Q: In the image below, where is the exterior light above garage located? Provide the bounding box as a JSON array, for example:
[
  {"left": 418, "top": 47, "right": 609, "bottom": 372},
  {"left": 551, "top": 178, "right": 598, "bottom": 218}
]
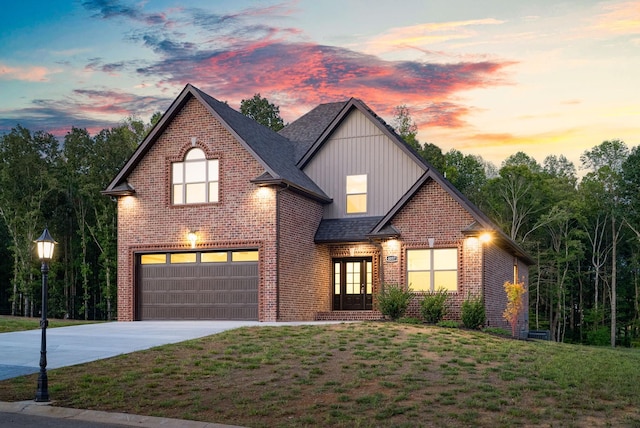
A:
[{"left": 187, "top": 231, "right": 198, "bottom": 248}]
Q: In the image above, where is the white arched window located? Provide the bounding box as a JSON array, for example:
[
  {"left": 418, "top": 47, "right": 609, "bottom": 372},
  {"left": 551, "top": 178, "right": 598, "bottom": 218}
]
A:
[{"left": 172, "top": 148, "right": 219, "bottom": 205}]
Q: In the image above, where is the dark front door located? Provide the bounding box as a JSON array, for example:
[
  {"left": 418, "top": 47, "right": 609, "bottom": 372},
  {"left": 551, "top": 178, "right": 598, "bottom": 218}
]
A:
[{"left": 333, "top": 258, "right": 373, "bottom": 310}]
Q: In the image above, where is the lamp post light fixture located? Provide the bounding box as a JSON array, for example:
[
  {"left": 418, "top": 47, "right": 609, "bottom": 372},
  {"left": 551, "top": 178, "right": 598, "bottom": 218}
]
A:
[{"left": 34, "top": 228, "right": 56, "bottom": 403}]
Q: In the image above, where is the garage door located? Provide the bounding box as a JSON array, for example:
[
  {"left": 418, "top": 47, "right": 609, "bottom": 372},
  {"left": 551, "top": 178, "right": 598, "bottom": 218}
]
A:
[{"left": 137, "top": 250, "right": 258, "bottom": 320}]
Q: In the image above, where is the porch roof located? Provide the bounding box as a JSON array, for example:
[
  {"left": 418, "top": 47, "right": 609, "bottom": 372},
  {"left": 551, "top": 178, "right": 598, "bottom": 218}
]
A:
[{"left": 315, "top": 216, "right": 385, "bottom": 243}]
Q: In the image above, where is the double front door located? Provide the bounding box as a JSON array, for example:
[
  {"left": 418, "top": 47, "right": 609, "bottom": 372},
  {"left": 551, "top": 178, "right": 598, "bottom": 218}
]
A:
[{"left": 333, "top": 258, "right": 373, "bottom": 310}]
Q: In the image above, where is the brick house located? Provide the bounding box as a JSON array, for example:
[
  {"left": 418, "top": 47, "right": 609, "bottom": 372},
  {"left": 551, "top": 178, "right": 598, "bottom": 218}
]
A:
[{"left": 104, "top": 84, "right": 533, "bottom": 330}]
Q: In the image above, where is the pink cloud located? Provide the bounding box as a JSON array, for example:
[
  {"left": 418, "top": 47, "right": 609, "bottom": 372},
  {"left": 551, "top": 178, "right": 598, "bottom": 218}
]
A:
[
  {"left": 138, "top": 41, "right": 513, "bottom": 128},
  {"left": 0, "top": 64, "right": 54, "bottom": 82}
]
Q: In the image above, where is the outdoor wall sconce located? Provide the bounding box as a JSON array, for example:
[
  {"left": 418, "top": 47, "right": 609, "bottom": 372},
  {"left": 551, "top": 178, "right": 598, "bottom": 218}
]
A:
[
  {"left": 34, "top": 228, "right": 57, "bottom": 403},
  {"left": 187, "top": 231, "right": 198, "bottom": 248},
  {"left": 479, "top": 232, "right": 493, "bottom": 244}
]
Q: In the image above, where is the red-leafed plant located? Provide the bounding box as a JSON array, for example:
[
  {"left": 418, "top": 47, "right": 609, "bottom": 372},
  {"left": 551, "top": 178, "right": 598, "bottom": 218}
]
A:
[{"left": 503, "top": 280, "right": 526, "bottom": 337}]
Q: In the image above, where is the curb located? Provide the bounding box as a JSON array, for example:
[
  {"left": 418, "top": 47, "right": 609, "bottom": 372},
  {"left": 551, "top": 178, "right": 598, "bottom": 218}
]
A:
[{"left": 0, "top": 401, "right": 245, "bottom": 428}]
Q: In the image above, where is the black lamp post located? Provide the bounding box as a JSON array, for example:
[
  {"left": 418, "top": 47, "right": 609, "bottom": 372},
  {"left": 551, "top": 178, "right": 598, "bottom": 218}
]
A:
[{"left": 34, "top": 228, "right": 56, "bottom": 403}]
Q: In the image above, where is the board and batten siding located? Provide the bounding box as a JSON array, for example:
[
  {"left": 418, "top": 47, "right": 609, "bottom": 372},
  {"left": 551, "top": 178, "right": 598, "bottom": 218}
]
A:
[{"left": 303, "top": 109, "right": 425, "bottom": 219}]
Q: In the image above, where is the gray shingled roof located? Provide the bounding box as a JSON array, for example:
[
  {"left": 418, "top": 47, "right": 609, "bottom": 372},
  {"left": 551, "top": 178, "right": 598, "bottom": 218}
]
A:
[
  {"left": 278, "top": 101, "right": 348, "bottom": 163},
  {"left": 192, "top": 87, "right": 330, "bottom": 201},
  {"left": 315, "top": 217, "right": 385, "bottom": 243},
  {"left": 104, "top": 84, "right": 330, "bottom": 202}
]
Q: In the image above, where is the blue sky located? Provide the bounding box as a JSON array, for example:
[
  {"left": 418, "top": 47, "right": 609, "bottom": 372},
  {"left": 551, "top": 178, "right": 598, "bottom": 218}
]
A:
[{"left": 1, "top": 0, "right": 639, "bottom": 169}]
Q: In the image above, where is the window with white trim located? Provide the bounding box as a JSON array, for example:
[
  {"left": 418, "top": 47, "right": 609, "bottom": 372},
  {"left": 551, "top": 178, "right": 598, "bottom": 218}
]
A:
[
  {"left": 172, "top": 148, "right": 219, "bottom": 205},
  {"left": 346, "top": 174, "right": 367, "bottom": 214},
  {"left": 407, "top": 248, "right": 458, "bottom": 292}
]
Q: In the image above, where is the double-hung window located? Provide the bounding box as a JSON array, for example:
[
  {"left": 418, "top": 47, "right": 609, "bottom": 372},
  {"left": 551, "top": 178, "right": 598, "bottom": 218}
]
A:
[
  {"left": 346, "top": 174, "right": 367, "bottom": 214},
  {"left": 172, "top": 148, "right": 219, "bottom": 205},
  {"left": 407, "top": 248, "right": 458, "bottom": 292}
]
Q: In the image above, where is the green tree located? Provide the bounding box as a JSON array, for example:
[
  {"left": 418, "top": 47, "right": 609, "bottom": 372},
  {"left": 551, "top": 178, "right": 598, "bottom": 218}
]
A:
[
  {"left": 63, "top": 127, "right": 98, "bottom": 320},
  {"left": 483, "top": 152, "right": 545, "bottom": 242},
  {"left": 0, "top": 126, "right": 60, "bottom": 316},
  {"left": 240, "top": 94, "right": 285, "bottom": 131},
  {"left": 622, "top": 146, "right": 640, "bottom": 331},
  {"left": 420, "top": 143, "right": 446, "bottom": 172},
  {"left": 443, "top": 149, "right": 487, "bottom": 205},
  {"left": 391, "top": 105, "right": 421, "bottom": 152},
  {"left": 581, "top": 140, "right": 628, "bottom": 347},
  {"left": 89, "top": 120, "right": 142, "bottom": 319},
  {"left": 543, "top": 154, "right": 577, "bottom": 188}
]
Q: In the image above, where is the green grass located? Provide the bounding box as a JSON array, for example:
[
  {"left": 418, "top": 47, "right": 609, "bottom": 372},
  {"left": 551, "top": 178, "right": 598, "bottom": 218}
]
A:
[
  {"left": 0, "top": 315, "right": 100, "bottom": 333},
  {"left": 1, "top": 322, "right": 639, "bottom": 427}
]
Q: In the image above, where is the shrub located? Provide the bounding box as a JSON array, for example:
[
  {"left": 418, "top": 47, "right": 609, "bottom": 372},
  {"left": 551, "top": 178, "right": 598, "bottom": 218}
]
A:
[
  {"left": 585, "top": 326, "right": 610, "bottom": 346},
  {"left": 376, "top": 283, "right": 413, "bottom": 321},
  {"left": 503, "top": 280, "right": 526, "bottom": 337},
  {"left": 420, "top": 288, "right": 449, "bottom": 324},
  {"left": 461, "top": 295, "right": 485, "bottom": 329}
]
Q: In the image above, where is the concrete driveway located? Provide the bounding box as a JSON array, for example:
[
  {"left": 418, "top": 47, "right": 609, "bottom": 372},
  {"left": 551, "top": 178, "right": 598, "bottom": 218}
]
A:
[{"left": 0, "top": 320, "right": 327, "bottom": 381}]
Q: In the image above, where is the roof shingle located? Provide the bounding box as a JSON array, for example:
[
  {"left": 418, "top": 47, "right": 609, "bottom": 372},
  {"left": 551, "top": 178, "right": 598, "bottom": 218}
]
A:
[
  {"left": 315, "top": 217, "right": 384, "bottom": 243},
  {"left": 278, "top": 101, "right": 348, "bottom": 163}
]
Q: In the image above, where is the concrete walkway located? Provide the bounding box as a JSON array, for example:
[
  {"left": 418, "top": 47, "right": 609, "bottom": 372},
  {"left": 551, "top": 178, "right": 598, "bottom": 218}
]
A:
[
  {"left": 0, "top": 321, "right": 269, "bottom": 380},
  {"left": 0, "top": 320, "right": 341, "bottom": 380}
]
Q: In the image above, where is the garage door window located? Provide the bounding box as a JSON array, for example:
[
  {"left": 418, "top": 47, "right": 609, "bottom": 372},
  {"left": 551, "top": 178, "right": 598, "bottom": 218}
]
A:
[
  {"left": 201, "top": 252, "right": 228, "bottom": 263},
  {"left": 140, "top": 251, "right": 259, "bottom": 265},
  {"left": 232, "top": 251, "right": 259, "bottom": 262},
  {"left": 170, "top": 253, "right": 197, "bottom": 263},
  {"left": 140, "top": 254, "right": 167, "bottom": 264}
]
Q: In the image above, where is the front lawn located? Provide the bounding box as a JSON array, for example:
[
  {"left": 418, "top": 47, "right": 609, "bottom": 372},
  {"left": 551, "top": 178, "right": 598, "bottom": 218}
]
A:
[
  {"left": 1, "top": 322, "right": 638, "bottom": 427},
  {"left": 0, "top": 315, "right": 100, "bottom": 333}
]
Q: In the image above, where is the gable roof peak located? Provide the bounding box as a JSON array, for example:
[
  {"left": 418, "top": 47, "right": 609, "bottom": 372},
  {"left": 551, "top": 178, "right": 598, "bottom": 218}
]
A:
[{"left": 104, "top": 83, "right": 330, "bottom": 202}]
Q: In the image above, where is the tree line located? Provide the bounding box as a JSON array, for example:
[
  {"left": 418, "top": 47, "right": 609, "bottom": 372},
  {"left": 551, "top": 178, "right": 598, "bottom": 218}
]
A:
[
  {"left": 0, "top": 117, "right": 159, "bottom": 320},
  {"left": 392, "top": 105, "right": 640, "bottom": 347},
  {"left": 1, "top": 96, "right": 639, "bottom": 348}
]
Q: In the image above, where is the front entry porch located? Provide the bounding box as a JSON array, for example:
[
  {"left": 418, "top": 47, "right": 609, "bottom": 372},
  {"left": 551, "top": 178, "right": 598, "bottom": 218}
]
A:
[
  {"left": 333, "top": 257, "right": 373, "bottom": 311},
  {"left": 316, "top": 257, "right": 382, "bottom": 321}
]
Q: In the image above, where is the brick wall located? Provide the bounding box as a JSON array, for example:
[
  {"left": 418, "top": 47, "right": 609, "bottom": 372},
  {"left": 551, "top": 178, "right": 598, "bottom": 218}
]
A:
[
  {"left": 116, "top": 96, "right": 278, "bottom": 321},
  {"left": 483, "top": 245, "right": 529, "bottom": 332},
  {"left": 483, "top": 245, "right": 513, "bottom": 330},
  {"left": 385, "top": 179, "right": 475, "bottom": 320},
  {"left": 276, "top": 189, "right": 329, "bottom": 320},
  {"left": 379, "top": 178, "right": 529, "bottom": 327}
]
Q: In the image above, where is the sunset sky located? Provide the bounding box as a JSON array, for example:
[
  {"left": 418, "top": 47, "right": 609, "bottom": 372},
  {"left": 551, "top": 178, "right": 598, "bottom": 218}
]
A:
[{"left": 1, "top": 0, "right": 638, "bottom": 170}]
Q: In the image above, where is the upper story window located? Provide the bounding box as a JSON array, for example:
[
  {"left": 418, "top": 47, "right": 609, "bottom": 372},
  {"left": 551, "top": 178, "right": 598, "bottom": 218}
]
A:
[
  {"left": 346, "top": 174, "right": 367, "bottom": 214},
  {"left": 172, "top": 148, "right": 219, "bottom": 205},
  {"left": 407, "top": 248, "right": 458, "bottom": 292}
]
